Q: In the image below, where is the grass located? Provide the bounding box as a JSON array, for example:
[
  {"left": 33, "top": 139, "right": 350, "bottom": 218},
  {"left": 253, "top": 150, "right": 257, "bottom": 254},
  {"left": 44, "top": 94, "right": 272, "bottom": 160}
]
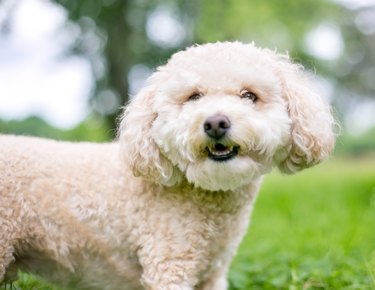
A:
[
  {"left": 1, "top": 273, "right": 59, "bottom": 290},
  {"left": 229, "top": 155, "right": 375, "bottom": 290},
  {"left": 2, "top": 156, "right": 375, "bottom": 290}
]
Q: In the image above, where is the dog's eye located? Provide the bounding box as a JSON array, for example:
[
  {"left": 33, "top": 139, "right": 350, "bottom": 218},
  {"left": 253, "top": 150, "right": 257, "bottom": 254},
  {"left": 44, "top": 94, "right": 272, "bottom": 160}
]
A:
[
  {"left": 240, "top": 90, "right": 258, "bottom": 102},
  {"left": 188, "top": 92, "right": 202, "bottom": 101}
]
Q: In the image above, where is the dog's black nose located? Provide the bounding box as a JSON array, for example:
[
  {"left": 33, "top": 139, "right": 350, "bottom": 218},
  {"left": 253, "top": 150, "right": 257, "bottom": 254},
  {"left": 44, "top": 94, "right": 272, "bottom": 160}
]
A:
[{"left": 203, "top": 114, "right": 231, "bottom": 139}]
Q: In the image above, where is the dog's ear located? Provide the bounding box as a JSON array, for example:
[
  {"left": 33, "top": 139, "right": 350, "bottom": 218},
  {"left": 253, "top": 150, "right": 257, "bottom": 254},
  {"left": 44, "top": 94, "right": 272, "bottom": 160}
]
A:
[
  {"left": 274, "top": 54, "right": 336, "bottom": 173},
  {"left": 118, "top": 87, "right": 180, "bottom": 186}
]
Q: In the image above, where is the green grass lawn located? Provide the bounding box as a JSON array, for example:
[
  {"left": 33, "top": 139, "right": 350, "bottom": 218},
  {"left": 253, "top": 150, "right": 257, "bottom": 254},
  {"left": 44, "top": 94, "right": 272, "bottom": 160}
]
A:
[
  {"left": 2, "top": 156, "right": 375, "bottom": 290},
  {"left": 229, "top": 155, "right": 375, "bottom": 290}
]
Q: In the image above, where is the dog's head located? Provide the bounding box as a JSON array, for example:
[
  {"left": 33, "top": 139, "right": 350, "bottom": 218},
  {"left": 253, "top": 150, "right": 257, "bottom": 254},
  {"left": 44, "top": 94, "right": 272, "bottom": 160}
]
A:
[{"left": 118, "top": 42, "right": 335, "bottom": 191}]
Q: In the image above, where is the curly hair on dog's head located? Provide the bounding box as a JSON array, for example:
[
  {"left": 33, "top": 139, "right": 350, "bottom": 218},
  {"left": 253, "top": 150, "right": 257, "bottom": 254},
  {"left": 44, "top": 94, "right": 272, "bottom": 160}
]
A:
[
  {"left": 0, "top": 41, "right": 335, "bottom": 290},
  {"left": 119, "top": 41, "right": 335, "bottom": 191}
]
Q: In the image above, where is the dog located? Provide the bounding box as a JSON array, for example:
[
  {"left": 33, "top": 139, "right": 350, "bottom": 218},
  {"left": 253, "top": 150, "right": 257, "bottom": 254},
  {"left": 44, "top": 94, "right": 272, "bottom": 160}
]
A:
[{"left": 0, "top": 41, "right": 335, "bottom": 290}]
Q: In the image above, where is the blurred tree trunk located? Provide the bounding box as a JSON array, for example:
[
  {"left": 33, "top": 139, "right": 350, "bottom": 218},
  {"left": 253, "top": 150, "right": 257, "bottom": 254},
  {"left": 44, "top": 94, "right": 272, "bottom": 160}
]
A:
[
  {"left": 99, "top": 2, "right": 131, "bottom": 133},
  {"left": 46, "top": 1, "right": 199, "bottom": 135},
  {"left": 53, "top": 1, "right": 132, "bottom": 135}
]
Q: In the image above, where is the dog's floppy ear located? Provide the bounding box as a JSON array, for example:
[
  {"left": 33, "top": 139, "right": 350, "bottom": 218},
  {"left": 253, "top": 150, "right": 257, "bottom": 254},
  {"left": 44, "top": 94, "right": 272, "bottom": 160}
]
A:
[
  {"left": 118, "top": 86, "right": 179, "bottom": 186},
  {"left": 274, "top": 54, "right": 336, "bottom": 173}
]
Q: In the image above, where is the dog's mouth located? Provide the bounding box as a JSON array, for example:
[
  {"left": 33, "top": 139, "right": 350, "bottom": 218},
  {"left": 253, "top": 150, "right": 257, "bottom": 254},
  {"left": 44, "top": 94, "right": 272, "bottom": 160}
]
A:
[{"left": 206, "top": 143, "right": 239, "bottom": 162}]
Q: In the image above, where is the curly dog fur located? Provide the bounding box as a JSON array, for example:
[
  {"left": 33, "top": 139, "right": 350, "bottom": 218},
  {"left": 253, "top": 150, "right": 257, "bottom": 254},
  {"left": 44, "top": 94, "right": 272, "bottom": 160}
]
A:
[{"left": 0, "top": 42, "right": 335, "bottom": 290}]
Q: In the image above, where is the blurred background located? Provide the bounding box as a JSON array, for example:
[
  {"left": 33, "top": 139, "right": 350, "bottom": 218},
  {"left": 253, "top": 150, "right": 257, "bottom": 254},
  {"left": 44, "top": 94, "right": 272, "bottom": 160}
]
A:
[
  {"left": 1, "top": 1, "right": 375, "bottom": 289},
  {"left": 0, "top": 0, "right": 374, "bottom": 154}
]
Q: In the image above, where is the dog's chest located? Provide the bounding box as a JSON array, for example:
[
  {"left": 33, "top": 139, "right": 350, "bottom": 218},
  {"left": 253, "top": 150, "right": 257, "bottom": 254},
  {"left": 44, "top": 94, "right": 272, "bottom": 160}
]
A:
[{"left": 140, "top": 186, "right": 255, "bottom": 276}]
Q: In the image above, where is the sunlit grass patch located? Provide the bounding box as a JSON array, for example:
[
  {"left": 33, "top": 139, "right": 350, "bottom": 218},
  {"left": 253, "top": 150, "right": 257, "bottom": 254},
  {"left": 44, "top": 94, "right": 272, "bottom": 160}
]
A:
[
  {"left": 229, "top": 156, "right": 375, "bottom": 289},
  {"left": 1, "top": 272, "right": 60, "bottom": 290}
]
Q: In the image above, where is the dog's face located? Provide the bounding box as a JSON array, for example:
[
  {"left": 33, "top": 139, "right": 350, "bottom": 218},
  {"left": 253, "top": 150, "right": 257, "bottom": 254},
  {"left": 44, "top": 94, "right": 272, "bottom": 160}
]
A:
[
  {"left": 119, "top": 42, "right": 335, "bottom": 191},
  {"left": 149, "top": 46, "right": 291, "bottom": 191}
]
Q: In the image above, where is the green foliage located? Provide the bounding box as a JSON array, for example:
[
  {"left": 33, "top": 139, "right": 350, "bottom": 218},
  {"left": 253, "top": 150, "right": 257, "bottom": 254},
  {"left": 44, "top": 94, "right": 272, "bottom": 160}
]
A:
[
  {"left": 195, "top": 0, "right": 354, "bottom": 83},
  {"left": 2, "top": 0, "right": 375, "bottom": 138},
  {"left": 335, "top": 128, "right": 375, "bottom": 155},
  {"left": 196, "top": 0, "right": 339, "bottom": 50},
  {"left": 0, "top": 116, "right": 112, "bottom": 142}
]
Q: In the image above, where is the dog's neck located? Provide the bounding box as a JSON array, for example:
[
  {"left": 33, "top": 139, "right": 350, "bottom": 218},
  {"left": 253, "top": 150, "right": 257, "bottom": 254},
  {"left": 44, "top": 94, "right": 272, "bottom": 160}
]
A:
[{"left": 144, "top": 177, "right": 262, "bottom": 215}]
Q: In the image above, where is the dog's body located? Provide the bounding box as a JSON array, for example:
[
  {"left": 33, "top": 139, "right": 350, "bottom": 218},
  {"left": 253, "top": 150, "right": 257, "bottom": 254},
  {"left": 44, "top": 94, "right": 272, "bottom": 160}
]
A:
[
  {"left": 1, "top": 136, "right": 256, "bottom": 289},
  {"left": 0, "top": 42, "right": 335, "bottom": 290}
]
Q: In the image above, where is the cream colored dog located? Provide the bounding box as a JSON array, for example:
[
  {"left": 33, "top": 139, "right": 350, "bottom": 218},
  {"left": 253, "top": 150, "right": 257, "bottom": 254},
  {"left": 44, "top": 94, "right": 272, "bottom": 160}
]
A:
[{"left": 0, "top": 42, "right": 335, "bottom": 290}]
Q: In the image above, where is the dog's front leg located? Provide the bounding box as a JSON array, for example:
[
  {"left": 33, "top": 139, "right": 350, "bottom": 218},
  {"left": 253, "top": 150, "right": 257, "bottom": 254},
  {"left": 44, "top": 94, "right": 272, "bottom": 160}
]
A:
[
  {"left": 138, "top": 253, "right": 196, "bottom": 290},
  {"left": 137, "top": 236, "right": 204, "bottom": 290},
  {"left": 195, "top": 266, "right": 229, "bottom": 290}
]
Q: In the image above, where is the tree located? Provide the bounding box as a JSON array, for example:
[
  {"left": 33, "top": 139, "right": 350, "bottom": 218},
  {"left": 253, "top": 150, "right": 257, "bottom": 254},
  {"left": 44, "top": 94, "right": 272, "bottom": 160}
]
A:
[
  {"left": 1, "top": 0, "right": 375, "bottom": 137},
  {"left": 51, "top": 0, "right": 198, "bottom": 134}
]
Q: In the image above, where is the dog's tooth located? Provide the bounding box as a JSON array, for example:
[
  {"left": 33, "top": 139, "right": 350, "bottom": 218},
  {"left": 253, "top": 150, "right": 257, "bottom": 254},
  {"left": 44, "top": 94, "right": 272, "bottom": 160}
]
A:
[
  {"left": 207, "top": 145, "right": 236, "bottom": 156},
  {"left": 214, "top": 149, "right": 230, "bottom": 156}
]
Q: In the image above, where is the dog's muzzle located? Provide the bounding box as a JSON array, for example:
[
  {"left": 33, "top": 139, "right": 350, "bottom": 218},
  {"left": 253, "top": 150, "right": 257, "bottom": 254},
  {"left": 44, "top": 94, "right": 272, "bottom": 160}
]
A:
[{"left": 203, "top": 114, "right": 239, "bottom": 161}]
